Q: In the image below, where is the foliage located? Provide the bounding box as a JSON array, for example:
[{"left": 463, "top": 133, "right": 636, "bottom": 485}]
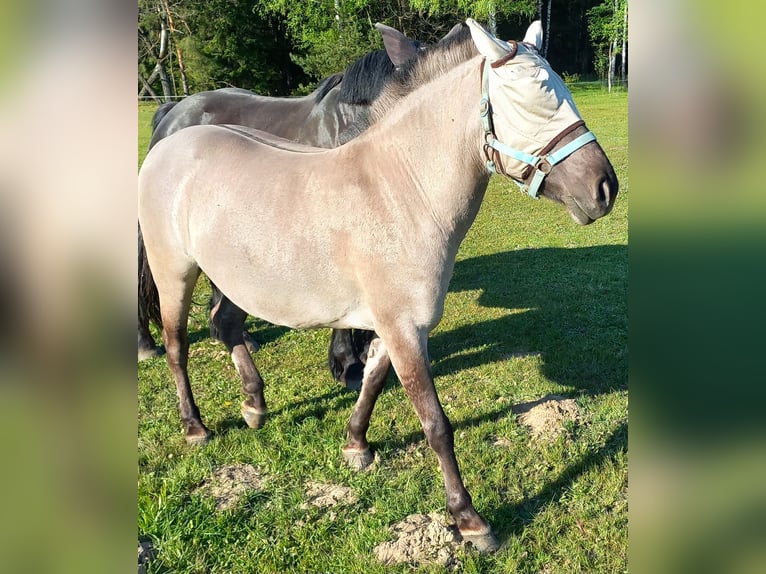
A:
[
  {"left": 586, "top": 0, "right": 627, "bottom": 81},
  {"left": 138, "top": 0, "right": 307, "bottom": 96},
  {"left": 138, "top": 1, "right": 626, "bottom": 99},
  {"left": 561, "top": 71, "right": 581, "bottom": 86}
]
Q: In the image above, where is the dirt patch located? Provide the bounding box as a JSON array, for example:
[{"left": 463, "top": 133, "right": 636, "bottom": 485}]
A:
[
  {"left": 302, "top": 481, "right": 358, "bottom": 509},
  {"left": 374, "top": 512, "right": 464, "bottom": 569},
  {"left": 194, "top": 463, "right": 263, "bottom": 511},
  {"left": 512, "top": 394, "right": 580, "bottom": 439}
]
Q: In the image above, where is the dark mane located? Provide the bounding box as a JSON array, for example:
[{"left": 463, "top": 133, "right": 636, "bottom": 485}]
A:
[
  {"left": 151, "top": 102, "right": 177, "bottom": 132},
  {"left": 338, "top": 49, "right": 398, "bottom": 106},
  {"left": 313, "top": 72, "right": 344, "bottom": 102},
  {"left": 368, "top": 23, "right": 476, "bottom": 124}
]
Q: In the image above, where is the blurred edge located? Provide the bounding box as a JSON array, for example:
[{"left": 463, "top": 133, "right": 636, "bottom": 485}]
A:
[
  {"left": 0, "top": 1, "right": 137, "bottom": 573},
  {"left": 630, "top": 1, "right": 766, "bottom": 573},
  {"left": 0, "top": 0, "right": 765, "bottom": 573}
]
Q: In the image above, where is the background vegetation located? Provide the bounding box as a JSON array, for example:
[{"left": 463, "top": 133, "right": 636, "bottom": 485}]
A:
[{"left": 138, "top": 0, "right": 627, "bottom": 98}]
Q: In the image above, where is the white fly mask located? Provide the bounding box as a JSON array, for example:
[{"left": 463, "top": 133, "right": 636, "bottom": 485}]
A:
[{"left": 467, "top": 19, "right": 596, "bottom": 197}]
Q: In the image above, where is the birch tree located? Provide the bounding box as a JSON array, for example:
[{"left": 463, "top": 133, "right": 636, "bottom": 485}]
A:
[{"left": 587, "top": 0, "right": 627, "bottom": 91}]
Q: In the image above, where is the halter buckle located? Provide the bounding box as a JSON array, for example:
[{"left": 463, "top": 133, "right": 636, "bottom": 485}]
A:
[{"left": 536, "top": 158, "right": 552, "bottom": 174}]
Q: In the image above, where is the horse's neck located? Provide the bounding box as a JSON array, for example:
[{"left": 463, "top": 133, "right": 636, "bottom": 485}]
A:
[{"left": 362, "top": 58, "right": 489, "bottom": 242}]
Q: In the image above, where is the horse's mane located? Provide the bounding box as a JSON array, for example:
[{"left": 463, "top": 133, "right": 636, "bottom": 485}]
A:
[
  {"left": 151, "top": 102, "right": 178, "bottom": 132},
  {"left": 338, "top": 49, "right": 398, "bottom": 106},
  {"left": 313, "top": 72, "right": 344, "bottom": 103},
  {"left": 368, "top": 23, "right": 477, "bottom": 124}
]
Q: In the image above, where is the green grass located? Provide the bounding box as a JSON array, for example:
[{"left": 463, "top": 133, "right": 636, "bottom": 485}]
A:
[{"left": 138, "top": 85, "right": 627, "bottom": 573}]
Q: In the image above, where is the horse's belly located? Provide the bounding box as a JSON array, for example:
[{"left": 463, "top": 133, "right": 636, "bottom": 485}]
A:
[
  {"left": 202, "top": 260, "right": 375, "bottom": 331},
  {"left": 236, "top": 291, "right": 375, "bottom": 331}
]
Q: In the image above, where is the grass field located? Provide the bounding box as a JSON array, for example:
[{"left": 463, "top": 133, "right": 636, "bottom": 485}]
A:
[{"left": 138, "top": 83, "right": 628, "bottom": 573}]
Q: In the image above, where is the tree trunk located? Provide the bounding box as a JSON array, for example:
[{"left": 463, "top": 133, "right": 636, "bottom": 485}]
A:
[
  {"left": 544, "top": 0, "right": 552, "bottom": 58},
  {"left": 138, "top": 71, "right": 159, "bottom": 101},
  {"left": 157, "top": 11, "right": 172, "bottom": 102},
  {"left": 621, "top": 2, "right": 627, "bottom": 86},
  {"left": 163, "top": 0, "right": 189, "bottom": 96},
  {"left": 488, "top": 3, "right": 496, "bottom": 36}
]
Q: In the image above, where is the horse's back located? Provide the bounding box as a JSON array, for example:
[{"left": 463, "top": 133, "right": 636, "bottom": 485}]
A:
[{"left": 150, "top": 89, "right": 322, "bottom": 149}]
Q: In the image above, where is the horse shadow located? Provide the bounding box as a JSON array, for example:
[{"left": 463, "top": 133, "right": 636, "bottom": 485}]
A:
[
  {"left": 213, "top": 381, "right": 360, "bottom": 436},
  {"left": 431, "top": 245, "right": 627, "bottom": 396},
  {"left": 491, "top": 421, "right": 627, "bottom": 544}
]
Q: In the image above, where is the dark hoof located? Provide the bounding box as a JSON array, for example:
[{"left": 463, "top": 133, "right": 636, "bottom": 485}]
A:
[
  {"left": 342, "top": 447, "right": 374, "bottom": 471},
  {"left": 138, "top": 345, "right": 165, "bottom": 361},
  {"left": 340, "top": 362, "right": 364, "bottom": 391},
  {"left": 243, "top": 331, "right": 260, "bottom": 353},
  {"left": 461, "top": 530, "right": 500, "bottom": 553},
  {"left": 185, "top": 427, "right": 212, "bottom": 445},
  {"left": 241, "top": 401, "right": 267, "bottom": 429}
]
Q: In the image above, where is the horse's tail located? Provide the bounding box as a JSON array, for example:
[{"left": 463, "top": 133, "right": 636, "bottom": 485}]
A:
[
  {"left": 151, "top": 101, "right": 177, "bottom": 132},
  {"left": 138, "top": 224, "right": 163, "bottom": 329}
]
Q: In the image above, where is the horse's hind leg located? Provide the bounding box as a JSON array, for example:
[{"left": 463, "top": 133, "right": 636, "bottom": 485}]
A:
[
  {"left": 209, "top": 294, "right": 267, "bottom": 429},
  {"left": 342, "top": 336, "right": 392, "bottom": 469},
  {"left": 209, "top": 281, "right": 260, "bottom": 353},
  {"left": 158, "top": 268, "right": 211, "bottom": 444}
]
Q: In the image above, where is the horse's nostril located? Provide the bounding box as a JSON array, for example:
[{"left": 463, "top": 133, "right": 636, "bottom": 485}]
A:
[{"left": 597, "top": 177, "right": 614, "bottom": 207}]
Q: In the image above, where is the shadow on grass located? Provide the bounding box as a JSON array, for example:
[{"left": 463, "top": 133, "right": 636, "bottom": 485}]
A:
[
  {"left": 493, "top": 421, "right": 627, "bottom": 544},
  {"left": 431, "top": 245, "right": 627, "bottom": 396},
  {"left": 212, "top": 384, "right": 362, "bottom": 436}
]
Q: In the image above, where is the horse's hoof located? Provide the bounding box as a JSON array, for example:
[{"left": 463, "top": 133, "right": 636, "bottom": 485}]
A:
[
  {"left": 342, "top": 447, "right": 374, "bottom": 471},
  {"left": 241, "top": 402, "right": 267, "bottom": 429},
  {"left": 340, "top": 362, "right": 364, "bottom": 391},
  {"left": 461, "top": 530, "right": 500, "bottom": 553},
  {"left": 138, "top": 345, "right": 165, "bottom": 361},
  {"left": 243, "top": 331, "right": 260, "bottom": 353},
  {"left": 185, "top": 428, "right": 212, "bottom": 445}
]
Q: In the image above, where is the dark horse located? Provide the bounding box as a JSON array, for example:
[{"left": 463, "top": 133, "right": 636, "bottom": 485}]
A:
[
  {"left": 139, "top": 24, "right": 454, "bottom": 390},
  {"left": 138, "top": 19, "right": 617, "bottom": 550}
]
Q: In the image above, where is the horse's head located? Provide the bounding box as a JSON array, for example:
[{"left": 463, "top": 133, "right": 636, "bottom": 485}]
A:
[{"left": 467, "top": 19, "right": 618, "bottom": 225}]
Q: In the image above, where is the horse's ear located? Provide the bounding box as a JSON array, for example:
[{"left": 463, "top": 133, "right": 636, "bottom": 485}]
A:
[
  {"left": 439, "top": 22, "right": 465, "bottom": 44},
  {"left": 523, "top": 20, "right": 543, "bottom": 51},
  {"left": 466, "top": 18, "right": 511, "bottom": 64},
  {"left": 375, "top": 22, "right": 420, "bottom": 68}
]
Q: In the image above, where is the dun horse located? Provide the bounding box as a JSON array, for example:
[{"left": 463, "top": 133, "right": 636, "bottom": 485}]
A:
[
  {"left": 139, "top": 24, "right": 464, "bottom": 391},
  {"left": 138, "top": 20, "right": 618, "bottom": 550}
]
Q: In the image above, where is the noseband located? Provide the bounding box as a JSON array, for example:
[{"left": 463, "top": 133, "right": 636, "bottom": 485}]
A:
[{"left": 479, "top": 55, "right": 597, "bottom": 198}]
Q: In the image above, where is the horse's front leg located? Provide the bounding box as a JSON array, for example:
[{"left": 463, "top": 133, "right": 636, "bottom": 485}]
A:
[
  {"left": 210, "top": 294, "right": 267, "bottom": 429},
  {"left": 343, "top": 336, "right": 392, "bottom": 469},
  {"left": 384, "top": 326, "right": 499, "bottom": 553}
]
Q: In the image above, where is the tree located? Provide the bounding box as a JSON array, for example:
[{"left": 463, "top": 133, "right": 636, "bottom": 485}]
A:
[
  {"left": 138, "top": 0, "right": 621, "bottom": 100},
  {"left": 587, "top": 0, "right": 627, "bottom": 91},
  {"left": 138, "top": 0, "right": 175, "bottom": 101}
]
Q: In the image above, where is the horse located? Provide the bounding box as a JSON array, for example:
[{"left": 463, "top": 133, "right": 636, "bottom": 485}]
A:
[
  {"left": 138, "top": 19, "right": 618, "bottom": 551},
  {"left": 138, "top": 24, "right": 461, "bottom": 391}
]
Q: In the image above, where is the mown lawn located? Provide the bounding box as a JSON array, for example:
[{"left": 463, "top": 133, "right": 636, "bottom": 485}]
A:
[{"left": 138, "top": 83, "right": 627, "bottom": 573}]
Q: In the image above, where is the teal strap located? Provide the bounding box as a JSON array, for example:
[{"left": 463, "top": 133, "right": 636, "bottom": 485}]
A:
[
  {"left": 488, "top": 138, "right": 539, "bottom": 167},
  {"left": 545, "top": 131, "right": 596, "bottom": 164}
]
